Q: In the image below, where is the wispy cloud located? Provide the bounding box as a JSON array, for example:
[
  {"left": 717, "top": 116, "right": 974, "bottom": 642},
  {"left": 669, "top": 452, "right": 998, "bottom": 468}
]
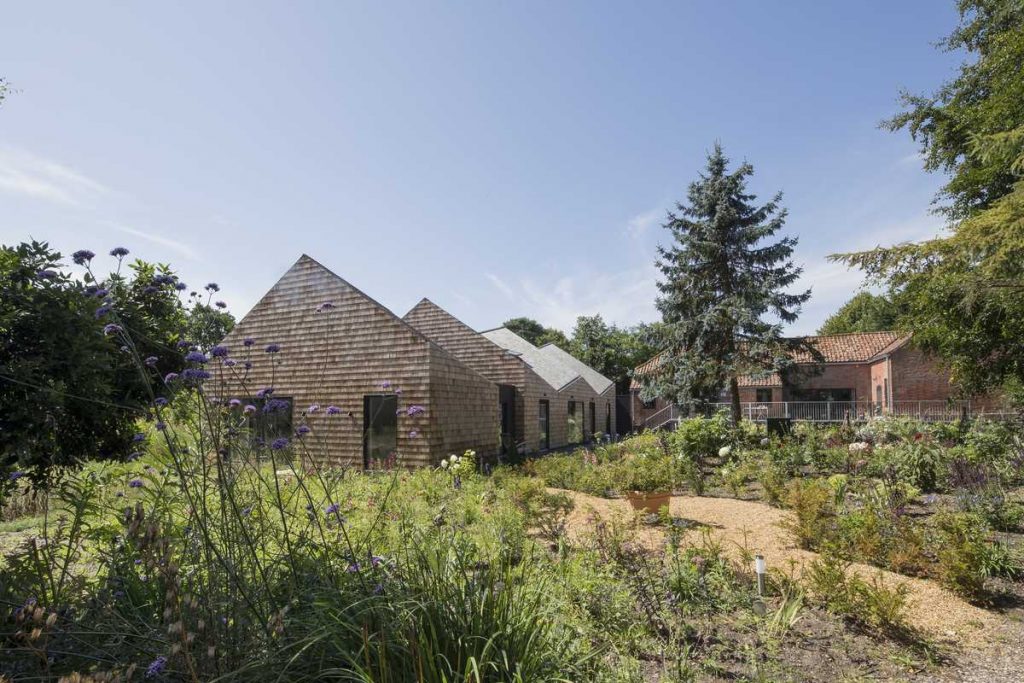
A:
[
  {"left": 0, "top": 148, "right": 111, "bottom": 207},
  {"left": 485, "top": 264, "right": 660, "bottom": 332},
  {"left": 485, "top": 272, "right": 515, "bottom": 300},
  {"left": 106, "top": 222, "right": 199, "bottom": 261},
  {"left": 626, "top": 207, "right": 663, "bottom": 238}
]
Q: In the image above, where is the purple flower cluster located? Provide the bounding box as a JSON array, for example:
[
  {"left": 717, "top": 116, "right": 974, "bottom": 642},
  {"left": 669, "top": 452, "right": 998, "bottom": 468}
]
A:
[
  {"left": 315, "top": 301, "right": 335, "bottom": 313},
  {"left": 164, "top": 372, "right": 179, "bottom": 384},
  {"left": 145, "top": 655, "right": 167, "bottom": 678},
  {"left": 129, "top": 479, "right": 144, "bottom": 488},
  {"left": 270, "top": 437, "right": 289, "bottom": 450},
  {"left": 326, "top": 405, "right": 342, "bottom": 415},
  {"left": 406, "top": 405, "right": 425, "bottom": 416},
  {"left": 205, "top": 282, "right": 220, "bottom": 292},
  {"left": 210, "top": 345, "right": 229, "bottom": 358},
  {"left": 184, "top": 351, "right": 209, "bottom": 364},
  {"left": 215, "top": 300, "right": 227, "bottom": 309},
  {"left": 325, "top": 503, "right": 340, "bottom": 515},
  {"left": 95, "top": 305, "right": 112, "bottom": 318},
  {"left": 154, "top": 397, "right": 168, "bottom": 407},
  {"left": 181, "top": 368, "right": 211, "bottom": 382},
  {"left": 265, "top": 343, "right": 281, "bottom": 354},
  {"left": 296, "top": 424, "right": 311, "bottom": 436},
  {"left": 35, "top": 269, "right": 58, "bottom": 280},
  {"left": 307, "top": 404, "right": 320, "bottom": 414},
  {"left": 72, "top": 249, "right": 95, "bottom": 265},
  {"left": 103, "top": 323, "right": 123, "bottom": 336},
  {"left": 9, "top": 471, "right": 25, "bottom": 481},
  {"left": 243, "top": 337, "right": 255, "bottom": 347},
  {"left": 110, "top": 247, "right": 129, "bottom": 258},
  {"left": 263, "top": 398, "right": 289, "bottom": 414},
  {"left": 255, "top": 387, "right": 274, "bottom": 399},
  {"left": 144, "top": 356, "right": 158, "bottom": 367}
]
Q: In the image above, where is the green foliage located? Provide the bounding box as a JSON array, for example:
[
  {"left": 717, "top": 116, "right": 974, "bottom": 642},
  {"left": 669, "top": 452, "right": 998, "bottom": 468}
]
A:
[
  {"left": 185, "top": 302, "right": 235, "bottom": 351},
  {"left": 934, "top": 510, "right": 1022, "bottom": 601},
  {"left": 782, "top": 478, "right": 836, "bottom": 551},
  {"left": 805, "top": 553, "right": 912, "bottom": 636},
  {"left": 818, "top": 292, "right": 901, "bottom": 335},
  {"left": 501, "top": 316, "right": 569, "bottom": 349},
  {"left": 833, "top": 2, "right": 1024, "bottom": 401},
  {"left": 644, "top": 144, "right": 812, "bottom": 419}
]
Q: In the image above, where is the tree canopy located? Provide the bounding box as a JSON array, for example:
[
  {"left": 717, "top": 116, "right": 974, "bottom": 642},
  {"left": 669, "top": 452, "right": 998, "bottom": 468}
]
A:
[
  {"left": 833, "top": 0, "right": 1024, "bottom": 402},
  {"left": 0, "top": 241, "right": 234, "bottom": 481},
  {"left": 502, "top": 317, "right": 570, "bottom": 349},
  {"left": 817, "top": 292, "right": 901, "bottom": 335},
  {"left": 646, "top": 144, "right": 811, "bottom": 422}
]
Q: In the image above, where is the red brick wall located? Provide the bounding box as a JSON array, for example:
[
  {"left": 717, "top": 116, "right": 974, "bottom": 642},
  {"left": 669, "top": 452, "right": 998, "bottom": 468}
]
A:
[{"left": 888, "top": 347, "right": 956, "bottom": 402}]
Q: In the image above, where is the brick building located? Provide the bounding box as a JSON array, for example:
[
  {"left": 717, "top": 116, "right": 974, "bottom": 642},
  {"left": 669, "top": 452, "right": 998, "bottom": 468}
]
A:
[
  {"left": 629, "top": 331, "right": 993, "bottom": 428},
  {"left": 214, "top": 255, "right": 614, "bottom": 467}
]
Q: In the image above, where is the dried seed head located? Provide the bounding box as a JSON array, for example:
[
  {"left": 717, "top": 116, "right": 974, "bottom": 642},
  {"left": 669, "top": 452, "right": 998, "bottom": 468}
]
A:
[
  {"left": 33, "top": 607, "right": 44, "bottom": 623},
  {"left": 46, "top": 612, "right": 57, "bottom": 627},
  {"left": 30, "top": 627, "right": 42, "bottom": 641},
  {"left": 171, "top": 643, "right": 181, "bottom": 655},
  {"left": 207, "top": 645, "right": 216, "bottom": 659}
]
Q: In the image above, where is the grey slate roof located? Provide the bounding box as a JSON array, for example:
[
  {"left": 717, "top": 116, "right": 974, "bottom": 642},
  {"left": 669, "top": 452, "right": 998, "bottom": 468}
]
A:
[
  {"left": 538, "top": 343, "right": 614, "bottom": 395},
  {"left": 480, "top": 327, "right": 580, "bottom": 391}
]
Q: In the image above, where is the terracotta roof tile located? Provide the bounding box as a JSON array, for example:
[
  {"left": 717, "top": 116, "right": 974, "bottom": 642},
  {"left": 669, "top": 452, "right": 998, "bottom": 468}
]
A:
[{"left": 630, "top": 331, "right": 909, "bottom": 390}]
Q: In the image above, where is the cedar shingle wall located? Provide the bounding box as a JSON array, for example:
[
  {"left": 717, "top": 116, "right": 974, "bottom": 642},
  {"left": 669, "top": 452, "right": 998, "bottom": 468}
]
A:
[
  {"left": 427, "top": 343, "right": 500, "bottom": 461},
  {"left": 212, "top": 256, "right": 495, "bottom": 468}
]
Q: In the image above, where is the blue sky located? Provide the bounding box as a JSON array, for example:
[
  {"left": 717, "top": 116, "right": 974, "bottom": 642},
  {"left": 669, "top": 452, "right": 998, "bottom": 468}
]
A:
[{"left": 1, "top": 1, "right": 961, "bottom": 335}]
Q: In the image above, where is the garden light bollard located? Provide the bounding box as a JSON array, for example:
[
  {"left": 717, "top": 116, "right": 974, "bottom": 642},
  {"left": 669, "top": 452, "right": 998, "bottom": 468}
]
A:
[{"left": 755, "top": 555, "right": 766, "bottom": 596}]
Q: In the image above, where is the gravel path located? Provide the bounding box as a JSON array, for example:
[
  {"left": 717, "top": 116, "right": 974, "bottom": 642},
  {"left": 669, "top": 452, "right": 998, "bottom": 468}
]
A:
[{"left": 556, "top": 489, "right": 1024, "bottom": 679}]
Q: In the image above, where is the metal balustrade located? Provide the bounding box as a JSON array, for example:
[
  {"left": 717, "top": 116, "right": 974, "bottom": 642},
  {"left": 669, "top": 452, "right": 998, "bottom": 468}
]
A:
[{"left": 640, "top": 400, "right": 1014, "bottom": 427}]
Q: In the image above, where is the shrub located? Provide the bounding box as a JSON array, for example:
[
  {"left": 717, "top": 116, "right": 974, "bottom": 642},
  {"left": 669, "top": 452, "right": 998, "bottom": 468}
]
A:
[
  {"left": 934, "top": 510, "right": 997, "bottom": 600},
  {"left": 781, "top": 478, "right": 835, "bottom": 551},
  {"left": 805, "top": 552, "right": 912, "bottom": 636}
]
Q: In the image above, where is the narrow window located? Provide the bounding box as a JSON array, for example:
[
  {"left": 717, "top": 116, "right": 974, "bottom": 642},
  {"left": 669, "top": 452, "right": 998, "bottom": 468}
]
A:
[
  {"left": 363, "top": 394, "right": 397, "bottom": 468},
  {"left": 883, "top": 378, "right": 889, "bottom": 408},
  {"left": 756, "top": 388, "right": 772, "bottom": 403},
  {"left": 567, "top": 400, "right": 581, "bottom": 443},
  {"left": 538, "top": 400, "right": 550, "bottom": 450},
  {"left": 589, "top": 401, "right": 596, "bottom": 438},
  {"left": 605, "top": 402, "right": 611, "bottom": 436}
]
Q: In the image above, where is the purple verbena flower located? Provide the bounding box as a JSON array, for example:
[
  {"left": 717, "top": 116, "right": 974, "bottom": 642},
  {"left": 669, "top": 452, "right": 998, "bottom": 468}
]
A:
[
  {"left": 110, "top": 247, "right": 129, "bottom": 258},
  {"left": 325, "top": 503, "right": 340, "bottom": 515},
  {"left": 223, "top": 358, "right": 236, "bottom": 367},
  {"left": 244, "top": 361, "right": 253, "bottom": 370},
  {"left": 129, "top": 479, "right": 144, "bottom": 488},
  {"left": 95, "top": 288, "right": 109, "bottom": 298},
  {"left": 265, "top": 343, "right": 281, "bottom": 354},
  {"left": 210, "top": 345, "right": 229, "bottom": 358},
  {"left": 95, "top": 305, "right": 112, "bottom": 318},
  {"left": 132, "top": 433, "right": 146, "bottom": 443},
  {"left": 181, "top": 368, "right": 211, "bottom": 382},
  {"left": 296, "top": 424, "right": 311, "bottom": 436},
  {"left": 174, "top": 281, "right": 187, "bottom": 291},
  {"left": 164, "top": 372, "right": 179, "bottom": 384},
  {"left": 205, "top": 282, "right": 220, "bottom": 292},
  {"left": 71, "top": 249, "right": 95, "bottom": 265},
  {"left": 176, "top": 340, "right": 191, "bottom": 349},
  {"left": 142, "top": 285, "right": 159, "bottom": 295},
  {"left": 9, "top": 471, "right": 25, "bottom": 481},
  {"left": 243, "top": 404, "right": 257, "bottom": 414},
  {"left": 308, "top": 403, "right": 320, "bottom": 414},
  {"left": 380, "top": 380, "right": 391, "bottom": 390},
  {"left": 270, "top": 437, "right": 289, "bottom": 450},
  {"left": 326, "top": 405, "right": 342, "bottom": 415},
  {"left": 155, "top": 421, "right": 167, "bottom": 431},
  {"left": 406, "top": 405, "right": 425, "bottom": 416},
  {"left": 215, "top": 300, "right": 227, "bottom": 309},
  {"left": 154, "top": 397, "right": 168, "bottom": 407},
  {"left": 409, "top": 430, "right": 418, "bottom": 438},
  {"left": 35, "top": 269, "right": 58, "bottom": 280},
  {"left": 243, "top": 337, "right": 255, "bottom": 347},
  {"left": 103, "top": 323, "right": 123, "bottom": 336},
  {"left": 347, "top": 562, "right": 360, "bottom": 573},
  {"left": 145, "top": 655, "right": 167, "bottom": 678},
  {"left": 144, "top": 356, "right": 158, "bottom": 367},
  {"left": 255, "top": 387, "right": 274, "bottom": 399},
  {"left": 184, "top": 351, "right": 209, "bottom": 364},
  {"left": 228, "top": 398, "right": 241, "bottom": 408}
]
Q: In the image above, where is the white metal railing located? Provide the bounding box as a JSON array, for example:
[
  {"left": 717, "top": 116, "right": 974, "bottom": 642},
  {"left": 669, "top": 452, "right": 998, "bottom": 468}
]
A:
[
  {"left": 689, "top": 400, "right": 1014, "bottom": 423},
  {"left": 643, "top": 403, "right": 681, "bottom": 430}
]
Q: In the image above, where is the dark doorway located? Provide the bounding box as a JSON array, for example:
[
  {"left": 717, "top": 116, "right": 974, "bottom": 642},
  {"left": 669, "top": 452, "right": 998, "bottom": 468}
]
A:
[
  {"left": 363, "top": 394, "right": 397, "bottom": 468},
  {"left": 589, "top": 401, "right": 596, "bottom": 439},
  {"left": 605, "top": 401, "right": 611, "bottom": 436},
  {"left": 499, "top": 384, "right": 517, "bottom": 456},
  {"left": 538, "top": 399, "right": 550, "bottom": 451}
]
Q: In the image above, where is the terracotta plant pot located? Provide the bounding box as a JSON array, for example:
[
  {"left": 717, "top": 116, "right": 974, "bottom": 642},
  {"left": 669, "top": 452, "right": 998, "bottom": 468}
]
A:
[{"left": 626, "top": 491, "right": 671, "bottom": 514}]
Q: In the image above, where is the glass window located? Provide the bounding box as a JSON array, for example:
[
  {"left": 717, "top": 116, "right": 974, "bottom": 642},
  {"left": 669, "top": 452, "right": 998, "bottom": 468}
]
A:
[
  {"left": 589, "top": 401, "right": 596, "bottom": 438},
  {"left": 538, "top": 400, "right": 550, "bottom": 450},
  {"left": 755, "top": 388, "right": 772, "bottom": 403},
  {"left": 363, "top": 394, "right": 398, "bottom": 467},
  {"left": 567, "top": 400, "right": 582, "bottom": 443},
  {"left": 605, "top": 402, "right": 611, "bottom": 435}
]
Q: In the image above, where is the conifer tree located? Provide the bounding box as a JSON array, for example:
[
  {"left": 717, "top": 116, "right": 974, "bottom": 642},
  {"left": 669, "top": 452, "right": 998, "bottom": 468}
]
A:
[{"left": 646, "top": 144, "right": 811, "bottom": 422}]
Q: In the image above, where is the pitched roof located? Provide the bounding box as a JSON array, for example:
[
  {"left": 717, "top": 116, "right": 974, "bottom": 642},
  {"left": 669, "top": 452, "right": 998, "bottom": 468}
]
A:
[
  {"left": 480, "top": 327, "right": 580, "bottom": 390},
  {"left": 630, "top": 331, "right": 910, "bottom": 390},
  {"left": 538, "top": 343, "right": 614, "bottom": 394}
]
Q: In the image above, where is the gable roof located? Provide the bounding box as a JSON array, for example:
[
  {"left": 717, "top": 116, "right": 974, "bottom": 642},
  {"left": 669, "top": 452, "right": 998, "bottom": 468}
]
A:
[
  {"left": 630, "top": 331, "right": 910, "bottom": 390},
  {"left": 538, "top": 343, "right": 614, "bottom": 394},
  {"left": 229, "top": 255, "right": 493, "bottom": 381},
  {"left": 480, "top": 327, "right": 580, "bottom": 391}
]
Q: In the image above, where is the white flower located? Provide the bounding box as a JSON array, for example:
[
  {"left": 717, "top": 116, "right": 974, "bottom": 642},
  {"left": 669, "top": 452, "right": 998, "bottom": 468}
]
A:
[
  {"left": 718, "top": 445, "right": 732, "bottom": 458},
  {"left": 760, "top": 438, "right": 770, "bottom": 446},
  {"left": 440, "top": 460, "right": 449, "bottom": 469},
  {"left": 449, "top": 454, "right": 458, "bottom": 464},
  {"left": 848, "top": 442, "right": 870, "bottom": 453}
]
